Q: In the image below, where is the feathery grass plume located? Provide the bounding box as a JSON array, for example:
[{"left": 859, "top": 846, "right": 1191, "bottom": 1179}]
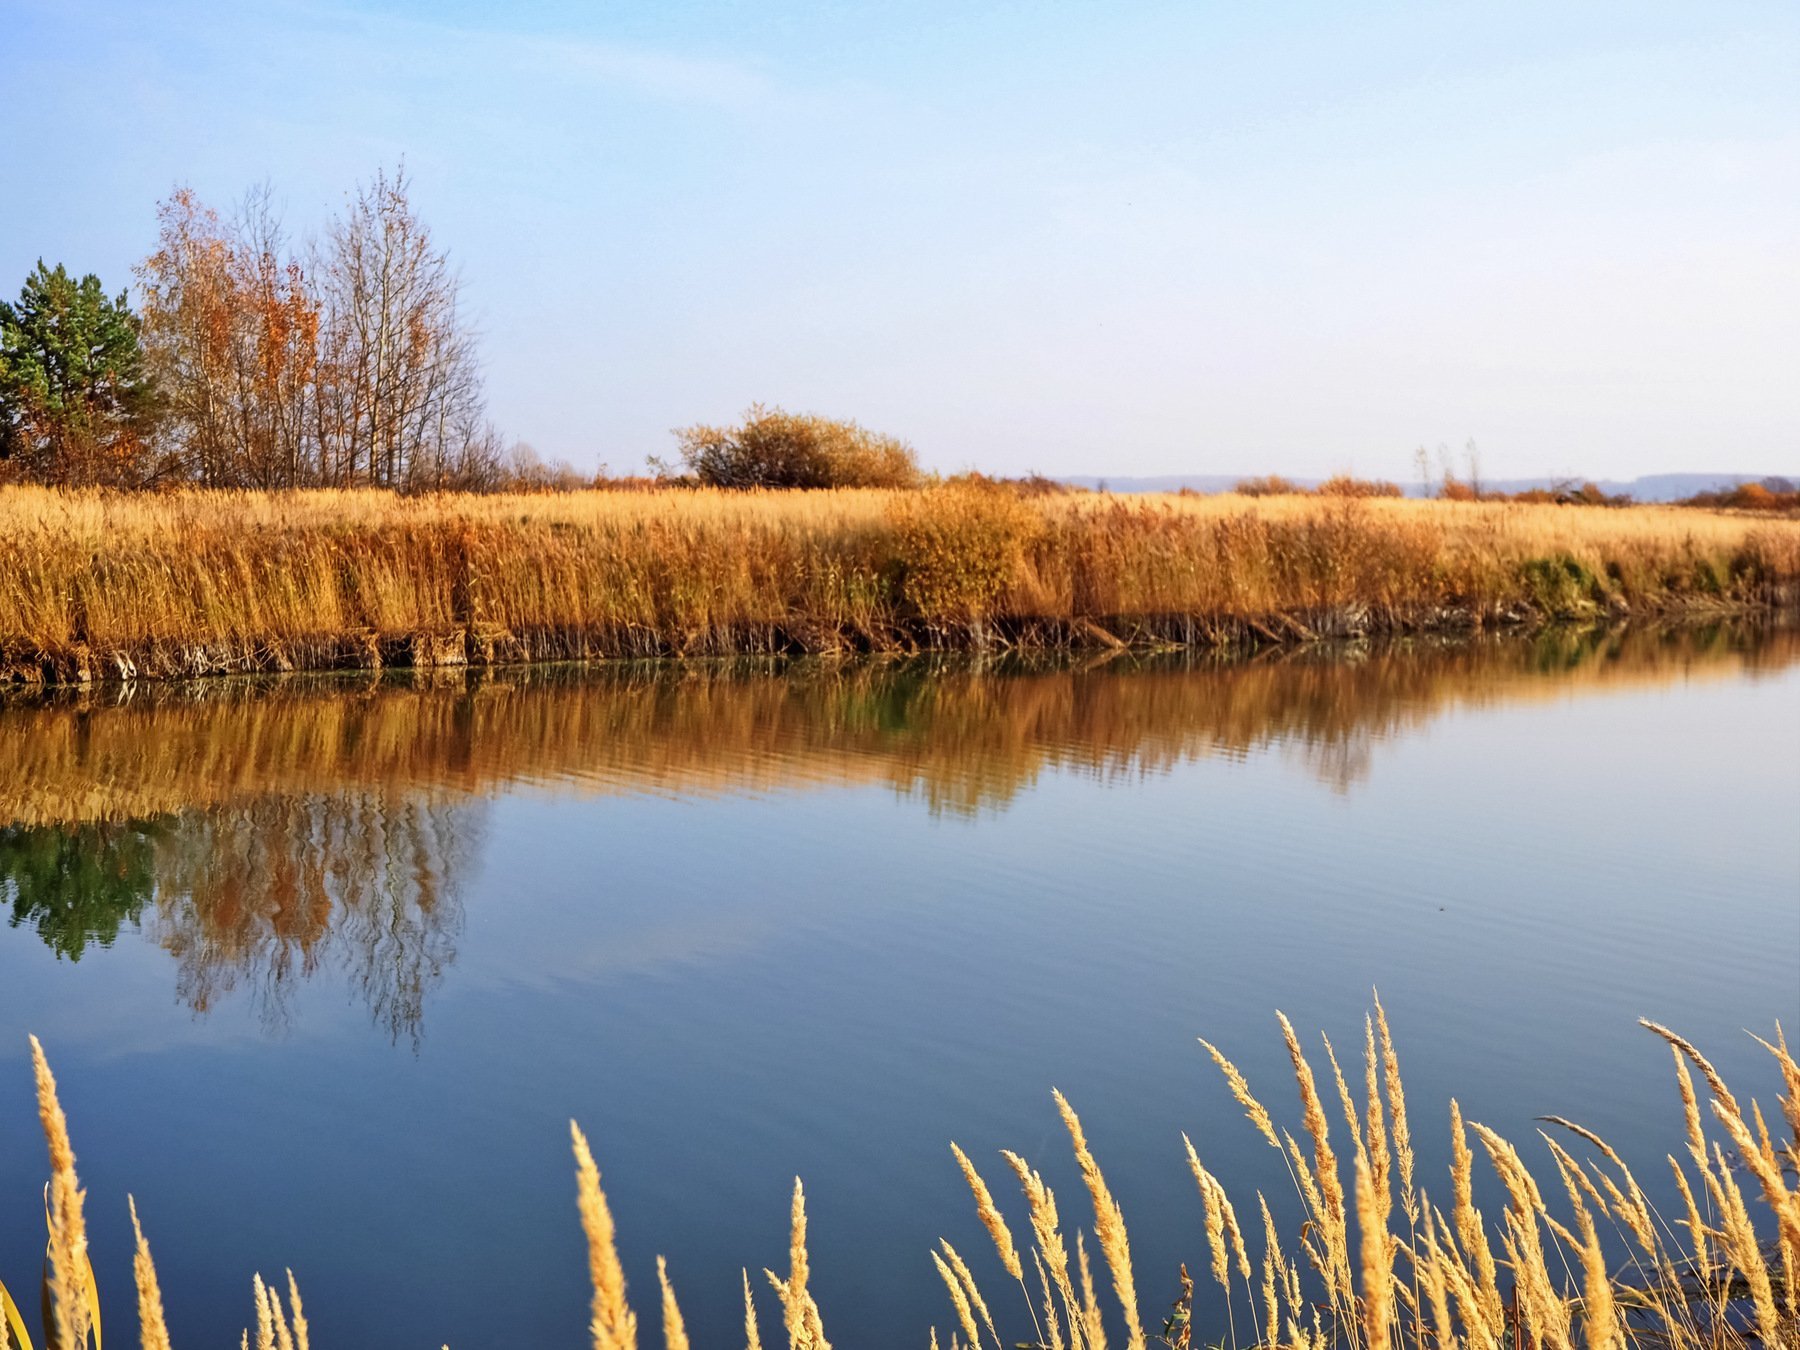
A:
[
  {"left": 1196, "top": 1038, "right": 1280, "bottom": 1150},
  {"left": 1032, "top": 1252, "right": 1066, "bottom": 1350},
  {"left": 939, "top": 1241, "right": 998, "bottom": 1350},
  {"left": 932, "top": 1250, "right": 982, "bottom": 1350},
  {"left": 1473, "top": 1124, "right": 1568, "bottom": 1350},
  {"left": 285, "top": 1273, "right": 310, "bottom": 1350},
  {"left": 129, "top": 1197, "right": 173, "bottom": 1350},
  {"left": 949, "top": 1145, "right": 1023, "bottom": 1284},
  {"left": 1749, "top": 1024, "right": 1800, "bottom": 1146},
  {"left": 1669, "top": 1048, "right": 1708, "bottom": 1170},
  {"left": 1075, "top": 1231, "right": 1106, "bottom": 1350},
  {"left": 1183, "top": 1135, "right": 1230, "bottom": 1293},
  {"left": 656, "top": 1257, "right": 690, "bottom": 1350},
  {"left": 1701, "top": 1139, "right": 1781, "bottom": 1344},
  {"left": 571, "top": 1121, "right": 638, "bottom": 1350},
  {"left": 1536, "top": 1115, "right": 1655, "bottom": 1253},
  {"left": 29, "top": 1036, "right": 91, "bottom": 1350},
  {"left": 767, "top": 1178, "right": 830, "bottom": 1350},
  {"left": 1641, "top": 1020, "right": 1743, "bottom": 1120},
  {"left": 1321, "top": 1033, "right": 1368, "bottom": 1172},
  {"left": 1667, "top": 1155, "right": 1711, "bottom": 1276},
  {"left": 1373, "top": 995, "right": 1417, "bottom": 1227},
  {"left": 1000, "top": 1151, "right": 1082, "bottom": 1348},
  {"left": 1277, "top": 1013, "right": 1350, "bottom": 1304},
  {"left": 253, "top": 1272, "right": 274, "bottom": 1350},
  {"left": 743, "top": 1270, "right": 764, "bottom": 1350},
  {"left": 264, "top": 1274, "right": 299, "bottom": 1350},
  {"left": 1353, "top": 1154, "right": 1392, "bottom": 1350},
  {"left": 1362, "top": 1017, "right": 1392, "bottom": 1214},
  {"left": 1053, "top": 1091, "right": 1144, "bottom": 1350},
  {"left": 1416, "top": 1211, "right": 1456, "bottom": 1350},
  {"left": 1706, "top": 1096, "right": 1800, "bottom": 1317},
  {"left": 1548, "top": 1147, "right": 1619, "bottom": 1350},
  {"left": 1447, "top": 1101, "right": 1504, "bottom": 1336}
]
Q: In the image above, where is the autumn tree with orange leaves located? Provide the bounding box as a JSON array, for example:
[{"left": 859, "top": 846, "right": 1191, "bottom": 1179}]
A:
[{"left": 135, "top": 166, "right": 502, "bottom": 490}]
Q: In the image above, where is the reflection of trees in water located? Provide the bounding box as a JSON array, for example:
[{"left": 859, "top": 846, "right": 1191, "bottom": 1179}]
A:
[
  {"left": 0, "top": 791, "right": 476, "bottom": 1045},
  {"left": 0, "top": 618, "right": 1791, "bottom": 1030},
  {"left": 0, "top": 818, "right": 166, "bottom": 959},
  {"left": 150, "top": 791, "right": 476, "bottom": 1044}
]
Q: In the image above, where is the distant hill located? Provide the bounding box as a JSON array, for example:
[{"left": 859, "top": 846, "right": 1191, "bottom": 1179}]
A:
[{"left": 1058, "top": 472, "right": 1798, "bottom": 502}]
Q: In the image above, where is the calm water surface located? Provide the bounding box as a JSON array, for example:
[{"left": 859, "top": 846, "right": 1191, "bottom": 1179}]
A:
[{"left": 0, "top": 626, "right": 1796, "bottom": 1348}]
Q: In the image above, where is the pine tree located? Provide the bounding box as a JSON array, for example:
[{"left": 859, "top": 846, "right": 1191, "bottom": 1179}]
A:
[{"left": 0, "top": 261, "right": 160, "bottom": 485}]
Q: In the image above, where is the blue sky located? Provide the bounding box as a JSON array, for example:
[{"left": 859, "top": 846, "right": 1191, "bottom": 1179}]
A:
[{"left": 5, "top": 0, "right": 1796, "bottom": 480}]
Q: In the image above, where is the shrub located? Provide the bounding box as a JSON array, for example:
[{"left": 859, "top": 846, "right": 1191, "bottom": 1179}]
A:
[
  {"left": 1233, "top": 475, "right": 1300, "bottom": 497},
  {"left": 1317, "top": 474, "right": 1403, "bottom": 498},
  {"left": 666, "top": 404, "right": 921, "bottom": 489}
]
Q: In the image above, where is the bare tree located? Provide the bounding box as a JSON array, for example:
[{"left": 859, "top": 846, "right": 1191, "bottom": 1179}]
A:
[{"left": 313, "top": 164, "right": 485, "bottom": 490}]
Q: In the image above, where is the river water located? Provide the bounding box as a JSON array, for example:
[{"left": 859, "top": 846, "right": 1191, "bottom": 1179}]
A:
[{"left": 0, "top": 624, "right": 1795, "bottom": 1348}]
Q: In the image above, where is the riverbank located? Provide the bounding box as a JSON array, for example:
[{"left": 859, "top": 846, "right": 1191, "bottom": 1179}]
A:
[{"left": 3, "top": 485, "right": 1797, "bottom": 685}]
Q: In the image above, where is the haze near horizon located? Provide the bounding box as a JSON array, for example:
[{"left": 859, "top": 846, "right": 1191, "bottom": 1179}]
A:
[{"left": 4, "top": 0, "right": 1796, "bottom": 483}]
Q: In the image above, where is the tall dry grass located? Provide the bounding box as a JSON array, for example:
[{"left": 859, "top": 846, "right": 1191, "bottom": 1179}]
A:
[
  {"left": 2, "top": 485, "right": 1796, "bottom": 684},
  {"left": 8, "top": 1009, "right": 1795, "bottom": 1349}
]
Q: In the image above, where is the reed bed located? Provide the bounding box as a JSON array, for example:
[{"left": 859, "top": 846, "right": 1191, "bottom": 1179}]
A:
[
  {"left": 9, "top": 1008, "right": 1796, "bottom": 1348},
  {"left": 2, "top": 486, "right": 1796, "bottom": 685}
]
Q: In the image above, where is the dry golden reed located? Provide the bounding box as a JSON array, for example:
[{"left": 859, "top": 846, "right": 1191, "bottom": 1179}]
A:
[
  {"left": 571, "top": 1120, "right": 639, "bottom": 1350},
  {"left": 8, "top": 1009, "right": 1799, "bottom": 1350},
  {"left": 30, "top": 1035, "right": 91, "bottom": 1350},
  {"left": 128, "top": 1197, "right": 172, "bottom": 1350},
  {"left": 4, "top": 485, "right": 1795, "bottom": 686}
]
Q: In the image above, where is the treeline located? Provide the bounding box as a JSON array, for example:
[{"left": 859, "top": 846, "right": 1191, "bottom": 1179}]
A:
[{"left": 0, "top": 166, "right": 547, "bottom": 491}]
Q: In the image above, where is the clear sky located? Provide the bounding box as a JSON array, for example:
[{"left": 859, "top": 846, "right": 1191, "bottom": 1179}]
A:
[{"left": 5, "top": 0, "right": 1797, "bottom": 481}]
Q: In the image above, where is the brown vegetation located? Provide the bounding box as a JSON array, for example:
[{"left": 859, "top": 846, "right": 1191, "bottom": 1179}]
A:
[
  {"left": 2, "top": 487, "right": 1795, "bottom": 687},
  {"left": 662, "top": 405, "right": 921, "bottom": 489}
]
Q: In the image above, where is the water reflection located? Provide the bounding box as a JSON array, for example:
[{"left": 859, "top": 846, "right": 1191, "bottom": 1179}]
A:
[{"left": 1, "top": 620, "right": 1791, "bottom": 1037}]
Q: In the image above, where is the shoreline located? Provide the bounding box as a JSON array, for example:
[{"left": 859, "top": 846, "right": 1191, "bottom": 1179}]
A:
[
  {"left": 4, "top": 594, "right": 1798, "bottom": 689},
  {"left": 4, "top": 485, "right": 1797, "bottom": 688}
]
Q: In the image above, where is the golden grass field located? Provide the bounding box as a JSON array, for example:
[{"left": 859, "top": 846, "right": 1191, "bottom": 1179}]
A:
[
  {"left": 2, "top": 486, "right": 1797, "bottom": 684},
  {"left": 11, "top": 1006, "right": 1797, "bottom": 1350}
]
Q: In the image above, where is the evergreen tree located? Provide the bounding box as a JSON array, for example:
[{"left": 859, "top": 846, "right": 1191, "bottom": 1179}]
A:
[{"left": 0, "top": 260, "right": 160, "bottom": 485}]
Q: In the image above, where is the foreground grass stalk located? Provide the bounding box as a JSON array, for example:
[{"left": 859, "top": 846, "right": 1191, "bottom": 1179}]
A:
[{"left": 7, "top": 1009, "right": 1797, "bottom": 1349}]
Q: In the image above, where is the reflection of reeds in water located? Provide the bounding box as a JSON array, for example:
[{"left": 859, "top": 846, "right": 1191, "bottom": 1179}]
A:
[
  {"left": 0, "top": 623, "right": 1790, "bottom": 1040},
  {"left": 1, "top": 622, "right": 1793, "bottom": 827}
]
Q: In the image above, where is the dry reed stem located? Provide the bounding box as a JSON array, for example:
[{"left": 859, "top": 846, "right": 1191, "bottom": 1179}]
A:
[
  {"left": 1033, "top": 1252, "right": 1066, "bottom": 1350},
  {"left": 128, "top": 1197, "right": 173, "bottom": 1350},
  {"left": 939, "top": 1241, "right": 999, "bottom": 1350},
  {"left": 1076, "top": 1231, "right": 1106, "bottom": 1350},
  {"left": 932, "top": 1250, "right": 982, "bottom": 1350},
  {"left": 29, "top": 1036, "right": 90, "bottom": 1350},
  {"left": 1197, "top": 1038, "right": 1280, "bottom": 1150},
  {"left": 286, "top": 1272, "right": 310, "bottom": 1350},
  {"left": 571, "top": 1121, "right": 638, "bottom": 1350},
  {"left": 950, "top": 1144, "right": 1023, "bottom": 1282},
  {"left": 1373, "top": 996, "right": 1417, "bottom": 1228},
  {"left": 1053, "top": 1091, "right": 1145, "bottom": 1350},
  {"left": 1354, "top": 1154, "right": 1393, "bottom": 1350},
  {"left": 656, "top": 1257, "right": 690, "bottom": 1350},
  {"left": 1279, "top": 1013, "right": 1351, "bottom": 1305},
  {"left": 1001, "top": 1151, "right": 1083, "bottom": 1350},
  {"left": 743, "top": 1269, "right": 764, "bottom": 1350}
]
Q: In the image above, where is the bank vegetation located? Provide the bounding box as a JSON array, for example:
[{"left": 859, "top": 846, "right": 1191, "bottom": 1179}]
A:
[{"left": 1, "top": 487, "right": 1796, "bottom": 685}]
